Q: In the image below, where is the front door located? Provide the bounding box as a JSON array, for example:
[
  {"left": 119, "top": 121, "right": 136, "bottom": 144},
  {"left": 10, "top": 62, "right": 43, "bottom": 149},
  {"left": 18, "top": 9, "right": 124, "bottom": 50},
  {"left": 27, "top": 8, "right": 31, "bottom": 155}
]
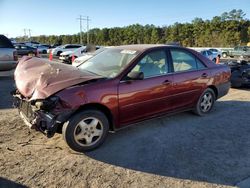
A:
[{"left": 118, "top": 49, "right": 173, "bottom": 126}]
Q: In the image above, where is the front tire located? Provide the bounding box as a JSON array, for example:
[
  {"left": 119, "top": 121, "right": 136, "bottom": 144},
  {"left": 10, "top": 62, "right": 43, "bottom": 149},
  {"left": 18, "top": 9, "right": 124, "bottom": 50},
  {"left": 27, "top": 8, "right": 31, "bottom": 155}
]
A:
[
  {"left": 57, "top": 51, "right": 62, "bottom": 56},
  {"left": 194, "top": 88, "right": 215, "bottom": 116},
  {"left": 62, "top": 110, "right": 109, "bottom": 152}
]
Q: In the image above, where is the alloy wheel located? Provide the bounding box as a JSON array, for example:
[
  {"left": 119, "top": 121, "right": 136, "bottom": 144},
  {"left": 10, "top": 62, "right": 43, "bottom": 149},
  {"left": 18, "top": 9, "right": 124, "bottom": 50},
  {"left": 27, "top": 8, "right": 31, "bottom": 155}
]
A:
[
  {"left": 74, "top": 117, "right": 103, "bottom": 147},
  {"left": 200, "top": 92, "right": 213, "bottom": 112}
]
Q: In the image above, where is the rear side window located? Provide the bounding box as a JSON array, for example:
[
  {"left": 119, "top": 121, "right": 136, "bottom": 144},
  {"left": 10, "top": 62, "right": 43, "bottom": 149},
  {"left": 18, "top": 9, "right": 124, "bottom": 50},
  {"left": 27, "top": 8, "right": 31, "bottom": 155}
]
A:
[
  {"left": 72, "top": 45, "right": 81, "bottom": 48},
  {"left": 201, "top": 51, "right": 206, "bottom": 56},
  {"left": 207, "top": 50, "right": 212, "bottom": 55},
  {"left": 0, "top": 35, "right": 14, "bottom": 48},
  {"left": 21, "top": 46, "right": 28, "bottom": 49},
  {"left": 170, "top": 49, "right": 206, "bottom": 72},
  {"left": 66, "top": 45, "right": 81, "bottom": 48}
]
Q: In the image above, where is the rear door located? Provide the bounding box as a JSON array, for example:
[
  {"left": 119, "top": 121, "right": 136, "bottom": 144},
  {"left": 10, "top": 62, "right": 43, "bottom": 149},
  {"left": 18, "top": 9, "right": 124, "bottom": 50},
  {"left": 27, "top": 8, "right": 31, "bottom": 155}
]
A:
[
  {"left": 118, "top": 49, "right": 174, "bottom": 126},
  {"left": 169, "top": 48, "right": 210, "bottom": 110}
]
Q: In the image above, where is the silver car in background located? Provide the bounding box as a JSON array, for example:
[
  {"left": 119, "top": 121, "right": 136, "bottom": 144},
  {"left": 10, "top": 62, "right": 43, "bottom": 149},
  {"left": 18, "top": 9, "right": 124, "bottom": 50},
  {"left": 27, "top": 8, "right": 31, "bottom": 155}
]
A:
[
  {"left": 0, "top": 35, "right": 18, "bottom": 71},
  {"left": 200, "top": 50, "right": 216, "bottom": 62}
]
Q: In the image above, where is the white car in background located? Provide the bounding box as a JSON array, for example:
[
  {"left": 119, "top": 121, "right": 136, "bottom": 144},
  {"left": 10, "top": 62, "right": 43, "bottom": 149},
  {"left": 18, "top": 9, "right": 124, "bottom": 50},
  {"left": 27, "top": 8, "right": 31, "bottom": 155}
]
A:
[
  {"left": 59, "top": 46, "right": 87, "bottom": 63},
  {"left": 72, "top": 53, "right": 94, "bottom": 67},
  {"left": 199, "top": 50, "right": 216, "bottom": 62},
  {"left": 37, "top": 44, "right": 50, "bottom": 54},
  {"left": 50, "top": 44, "right": 82, "bottom": 56},
  {"left": 72, "top": 47, "right": 112, "bottom": 67}
]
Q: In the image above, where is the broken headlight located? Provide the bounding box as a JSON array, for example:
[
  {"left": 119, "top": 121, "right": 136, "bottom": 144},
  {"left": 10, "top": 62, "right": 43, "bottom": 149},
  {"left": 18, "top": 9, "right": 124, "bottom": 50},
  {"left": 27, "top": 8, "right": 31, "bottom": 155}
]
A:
[{"left": 33, "top": 96, "right": 59, "bottom": 111}]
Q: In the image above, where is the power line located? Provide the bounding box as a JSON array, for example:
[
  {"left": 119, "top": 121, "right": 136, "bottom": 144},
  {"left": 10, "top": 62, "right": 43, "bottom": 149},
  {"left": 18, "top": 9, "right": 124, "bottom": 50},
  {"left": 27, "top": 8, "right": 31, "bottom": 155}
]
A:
[{"left": 77, "top": 15, "right": 91, "bottom": 44}]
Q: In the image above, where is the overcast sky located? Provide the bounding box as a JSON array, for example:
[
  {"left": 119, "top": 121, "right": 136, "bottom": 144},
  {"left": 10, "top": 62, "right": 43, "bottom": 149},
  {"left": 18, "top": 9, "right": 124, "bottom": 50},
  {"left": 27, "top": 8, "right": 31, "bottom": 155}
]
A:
[{"left": 0, "top": 0, "right": 249, "bottom": 38}]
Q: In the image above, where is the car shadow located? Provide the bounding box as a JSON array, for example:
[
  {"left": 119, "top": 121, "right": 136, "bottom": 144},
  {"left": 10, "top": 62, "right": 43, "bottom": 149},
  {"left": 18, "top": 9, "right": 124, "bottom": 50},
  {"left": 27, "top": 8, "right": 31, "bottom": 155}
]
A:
[
  {"left": 0, "top": 76, "right": 15, "bottom": 109},
  {"left": 86, "top": 100, "right": 250, "bottom": 186},
  {"left": 232, "top": 86, "right": 250, "bottom": 91},
  {"left": 0, "top": 177, "right": 27, "bottom": 188}
]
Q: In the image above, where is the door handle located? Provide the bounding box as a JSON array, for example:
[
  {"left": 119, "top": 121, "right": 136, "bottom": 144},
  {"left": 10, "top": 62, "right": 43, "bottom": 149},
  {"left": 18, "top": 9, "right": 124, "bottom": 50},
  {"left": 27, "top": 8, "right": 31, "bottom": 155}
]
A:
[
  {"left": 162, "top": 80, "right": 171, "bottom": 85},
  {"left": 201, "top": 73, "right": 208, "bottom": 78}
]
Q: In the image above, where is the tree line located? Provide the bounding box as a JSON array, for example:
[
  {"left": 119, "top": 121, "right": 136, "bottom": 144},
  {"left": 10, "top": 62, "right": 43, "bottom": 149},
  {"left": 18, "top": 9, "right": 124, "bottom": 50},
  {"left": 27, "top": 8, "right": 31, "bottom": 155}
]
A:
[{"left": 15, "top": 9, "right": 250, "bottom": 47}]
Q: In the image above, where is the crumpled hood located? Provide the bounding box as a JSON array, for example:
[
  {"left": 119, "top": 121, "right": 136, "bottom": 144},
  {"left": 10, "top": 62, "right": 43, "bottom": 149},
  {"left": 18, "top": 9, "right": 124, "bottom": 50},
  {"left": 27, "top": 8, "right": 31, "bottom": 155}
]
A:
[{"left": 14, "top": 56, "right": 102, "bottom": 100}]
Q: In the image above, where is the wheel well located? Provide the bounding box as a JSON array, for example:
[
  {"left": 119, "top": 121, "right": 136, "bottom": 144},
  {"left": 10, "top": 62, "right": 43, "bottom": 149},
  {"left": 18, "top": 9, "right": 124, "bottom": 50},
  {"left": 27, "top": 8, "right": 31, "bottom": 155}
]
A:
[
  {"left": 74, "top": 103, "right": 114, "bottom": 131},
  {"left": 208, "top": 85, "right": 218, "bottom": 99}
]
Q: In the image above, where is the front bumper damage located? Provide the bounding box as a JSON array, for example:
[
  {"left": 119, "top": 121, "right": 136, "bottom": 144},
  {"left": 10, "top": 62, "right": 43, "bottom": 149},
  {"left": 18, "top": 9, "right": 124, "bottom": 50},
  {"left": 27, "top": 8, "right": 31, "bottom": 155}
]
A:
[{"left": 13, "top": 91, "right": 74, "bottom": 138}]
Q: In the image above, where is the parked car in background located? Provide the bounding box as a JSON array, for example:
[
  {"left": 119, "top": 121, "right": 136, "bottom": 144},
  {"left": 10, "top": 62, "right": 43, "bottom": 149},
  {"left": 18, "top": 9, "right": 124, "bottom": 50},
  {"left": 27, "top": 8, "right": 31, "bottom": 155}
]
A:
[
  {"left": 199, "top": 50, "right": 216, "bottom": 62},
  {"left": 13, "top": 45, "right": 231, "bottom": 152},
  {"left": 14, "top": 44, "right": 37, "bottom": 56},
  {"left": 208, "top": 48, "right": 222, "bottom": 58},
  {"left": 72, "top": 53, "right": 94, "bottom": 67},
  {"left": 60, "top": 45, "right": 100, "bottom": 64},
  {"left": 225, "top": 60, "right": 250, "bottom": 88},
  {"left": 50, "top": 44, "right": 82, "bottom": 56},
  {"left": 72, "top": 47, "right": 112, "bottom": 67},
  {"left": 0, "top": 34, "right": 18, "bottom": 71},
  {"left": 59, "top": 46, "right": 87, "bottom": 64},
  {"left": 37, "top": 44, "right": 50, "bottom": 54},
  {"left": 222, "top": 46, "right": 250, "bottom": 58},
  {"left": 24, "top": 41, "right": 40, "bottom": 48}
]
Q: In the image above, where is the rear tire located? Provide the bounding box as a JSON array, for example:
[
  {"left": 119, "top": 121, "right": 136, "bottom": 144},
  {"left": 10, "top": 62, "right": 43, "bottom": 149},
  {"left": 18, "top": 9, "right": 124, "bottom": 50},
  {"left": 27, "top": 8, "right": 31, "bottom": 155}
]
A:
[
  {"left": 193, "top": 88, "right": 215, "bottom": 116},
  {"left": 62, "top": 110, "right": 109, "bottom": 152},
  {"left": 222, "top": 53, "right": 227, "bottom": 58}
]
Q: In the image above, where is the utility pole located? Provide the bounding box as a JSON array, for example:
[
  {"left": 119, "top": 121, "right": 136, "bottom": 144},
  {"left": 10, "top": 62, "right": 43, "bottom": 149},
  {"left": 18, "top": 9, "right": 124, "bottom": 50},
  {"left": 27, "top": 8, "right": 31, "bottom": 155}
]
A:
[
  {"left": 85, "top": 16, "right": 90, "bottom": 44},
  {"left": 77, "top": 15, "right": 91, "bottom": 44},
  {"left": 77, "top": 15, "right": 83, "bottom": 44},
  {"left": 28, "top": 29, "right": 31, "bottom": 39},
  {"left": 23, "top": 29, "right": 27, "bottom": 40}
]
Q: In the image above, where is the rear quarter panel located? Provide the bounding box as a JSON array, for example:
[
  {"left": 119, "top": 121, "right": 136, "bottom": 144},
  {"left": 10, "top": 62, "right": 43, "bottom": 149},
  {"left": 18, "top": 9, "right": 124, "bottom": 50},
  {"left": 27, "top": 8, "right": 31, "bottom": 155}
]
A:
[
  {"left": 188, "top": 48, "right": 231, "bottom": 98},
  {"left": 209, "top": 64, "right": 231, "bottom": 98}
]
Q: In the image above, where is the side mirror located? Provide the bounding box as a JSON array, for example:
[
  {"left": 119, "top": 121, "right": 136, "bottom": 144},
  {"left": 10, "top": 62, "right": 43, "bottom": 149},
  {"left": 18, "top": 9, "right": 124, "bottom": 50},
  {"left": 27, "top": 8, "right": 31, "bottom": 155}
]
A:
[{"left": 127, "top": 71, "right": 144, "bottom": 80}]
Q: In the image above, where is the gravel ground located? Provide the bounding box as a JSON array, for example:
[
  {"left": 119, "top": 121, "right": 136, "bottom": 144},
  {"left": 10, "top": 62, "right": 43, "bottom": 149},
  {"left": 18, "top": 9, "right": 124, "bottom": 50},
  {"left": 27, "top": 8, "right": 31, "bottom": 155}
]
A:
[{"left": 0, "top": 71, "right": 249, "bottom": 188}]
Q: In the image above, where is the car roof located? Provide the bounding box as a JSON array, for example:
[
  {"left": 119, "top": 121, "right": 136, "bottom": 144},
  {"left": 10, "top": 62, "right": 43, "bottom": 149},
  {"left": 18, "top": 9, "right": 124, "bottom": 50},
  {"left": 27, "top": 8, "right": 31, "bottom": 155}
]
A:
[{"left": 113, "top": 44, "right": 178, "bottom": 52}]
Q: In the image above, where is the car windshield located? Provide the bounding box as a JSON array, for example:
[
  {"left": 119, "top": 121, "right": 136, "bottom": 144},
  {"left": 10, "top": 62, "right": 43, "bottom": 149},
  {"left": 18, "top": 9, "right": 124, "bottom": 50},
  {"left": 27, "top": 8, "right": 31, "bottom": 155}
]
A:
[{"left": 78, "top": 48, "right": 139, "bottom": 78}]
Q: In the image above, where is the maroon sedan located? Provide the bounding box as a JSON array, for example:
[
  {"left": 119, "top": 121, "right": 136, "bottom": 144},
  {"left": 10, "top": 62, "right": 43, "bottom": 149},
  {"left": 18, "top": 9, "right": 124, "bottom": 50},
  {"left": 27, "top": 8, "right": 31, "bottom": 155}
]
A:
[{"left": 13, "top": 45, "right": 231, "bottom": 151}]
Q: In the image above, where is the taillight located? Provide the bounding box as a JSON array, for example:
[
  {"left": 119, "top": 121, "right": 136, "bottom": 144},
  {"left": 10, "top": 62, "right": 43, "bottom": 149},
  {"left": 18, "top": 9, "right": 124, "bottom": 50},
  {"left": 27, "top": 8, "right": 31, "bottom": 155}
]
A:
[{"left": 13, "top": 50, "right": 18, "bottom": 61}]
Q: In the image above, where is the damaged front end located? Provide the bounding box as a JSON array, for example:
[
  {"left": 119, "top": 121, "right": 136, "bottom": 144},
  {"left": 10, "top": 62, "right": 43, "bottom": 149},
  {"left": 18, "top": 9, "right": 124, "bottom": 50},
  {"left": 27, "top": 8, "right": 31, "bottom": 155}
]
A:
[
  {"left": 12, "top": 57, "right": 102, "bottom": 137},
  {"left": 13, "top": 90, "right": 74, "bottom": 138}
]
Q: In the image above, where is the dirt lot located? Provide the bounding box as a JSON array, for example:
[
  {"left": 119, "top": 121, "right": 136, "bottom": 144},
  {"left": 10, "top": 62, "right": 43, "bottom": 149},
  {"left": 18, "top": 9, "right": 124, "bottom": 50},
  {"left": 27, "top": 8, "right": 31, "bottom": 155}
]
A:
[{"left": 0, "top": 71, "right": 250, "bottom": 188}]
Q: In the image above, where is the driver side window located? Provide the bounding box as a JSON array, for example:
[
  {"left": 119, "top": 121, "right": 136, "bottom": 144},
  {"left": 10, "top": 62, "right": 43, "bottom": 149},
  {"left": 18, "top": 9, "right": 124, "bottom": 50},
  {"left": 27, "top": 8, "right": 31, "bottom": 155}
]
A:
[{"left": 131, "top": 50, "right": 168, "bottom": 78}]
